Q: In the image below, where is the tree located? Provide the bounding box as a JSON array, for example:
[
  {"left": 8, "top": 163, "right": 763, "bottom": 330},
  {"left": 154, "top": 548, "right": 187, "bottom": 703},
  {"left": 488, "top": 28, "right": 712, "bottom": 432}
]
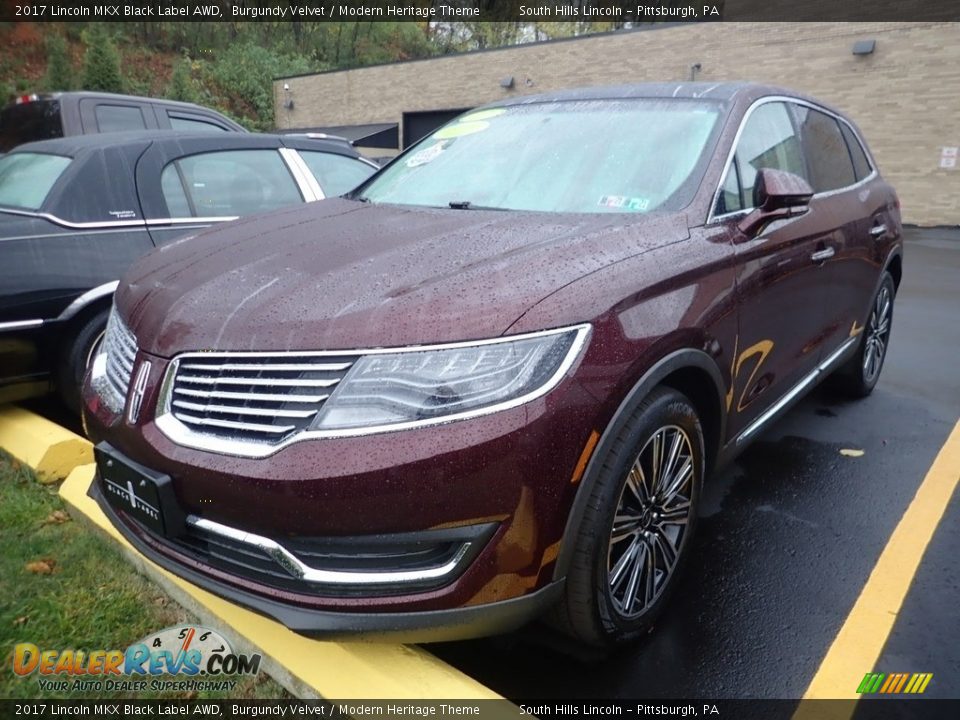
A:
[
  {"left": 44, "top": 33, "right": 74, "bottom": 91},
  {"left": 82, "top": 26, "right": 124, "bottom": 93},
  {"left": 167, "top": 56, "right": 199, "bottom": 103}
]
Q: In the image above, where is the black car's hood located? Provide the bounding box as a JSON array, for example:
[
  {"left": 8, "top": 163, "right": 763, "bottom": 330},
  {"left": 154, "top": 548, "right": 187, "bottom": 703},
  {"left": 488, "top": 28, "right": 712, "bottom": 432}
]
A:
[{"left": 118, "top": 199, "right": 689, "bottom": 355}]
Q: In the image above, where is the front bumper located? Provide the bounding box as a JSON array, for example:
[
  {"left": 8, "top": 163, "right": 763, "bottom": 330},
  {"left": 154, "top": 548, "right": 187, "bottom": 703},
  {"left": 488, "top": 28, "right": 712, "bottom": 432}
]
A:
[
  {"left": 90, "top": 475, "right": 564, "bottom": 642},
  {"left": 82, "top": 346, "right": 603, "bottom": 633}
]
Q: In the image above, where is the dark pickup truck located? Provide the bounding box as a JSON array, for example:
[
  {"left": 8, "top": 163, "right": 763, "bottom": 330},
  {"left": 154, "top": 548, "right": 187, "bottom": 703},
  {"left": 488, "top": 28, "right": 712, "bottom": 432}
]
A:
[{"left": 0, "top": 91, "right": 246, "bottom": 152}]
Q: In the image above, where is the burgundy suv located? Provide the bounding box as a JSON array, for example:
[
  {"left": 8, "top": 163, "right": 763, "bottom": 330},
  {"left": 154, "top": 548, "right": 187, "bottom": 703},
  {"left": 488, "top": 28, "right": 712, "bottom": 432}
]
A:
[{"left": 82, "top": 83, "right": 902, "bottom": 646}]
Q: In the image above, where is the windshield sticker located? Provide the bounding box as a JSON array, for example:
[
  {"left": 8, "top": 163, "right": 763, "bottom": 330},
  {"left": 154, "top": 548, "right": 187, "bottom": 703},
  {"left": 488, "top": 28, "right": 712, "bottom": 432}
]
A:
[
  {"left": 599, "top": 195, "right": 651, "bottom": 211},
  {"left": 405, "top": 141, "right": 447, "bottom": 168},
  {"left": 432, "top": 108, "right": 506, "bottom": 140}
]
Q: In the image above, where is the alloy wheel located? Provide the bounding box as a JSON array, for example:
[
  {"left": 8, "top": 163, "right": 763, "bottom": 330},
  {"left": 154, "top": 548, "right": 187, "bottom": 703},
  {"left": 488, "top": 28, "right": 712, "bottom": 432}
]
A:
[
  {"left": 607, "top": 425, "right": 695, "bottom": 617},
  {"left": 863, "top": 285, "right": 891, "bottom": 383}
]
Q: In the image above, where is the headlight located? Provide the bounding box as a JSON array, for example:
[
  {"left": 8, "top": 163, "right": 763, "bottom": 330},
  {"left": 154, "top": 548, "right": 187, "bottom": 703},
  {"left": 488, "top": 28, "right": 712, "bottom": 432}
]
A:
[{"left": 311, "top": 324, "right": 590, "bottom": 432}]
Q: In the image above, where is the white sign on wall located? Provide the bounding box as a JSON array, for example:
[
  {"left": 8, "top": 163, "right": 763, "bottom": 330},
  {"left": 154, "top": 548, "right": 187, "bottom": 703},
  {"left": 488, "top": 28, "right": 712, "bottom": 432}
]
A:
[{"left": 941, "top": 146, "right": 958, "bottom": 169}]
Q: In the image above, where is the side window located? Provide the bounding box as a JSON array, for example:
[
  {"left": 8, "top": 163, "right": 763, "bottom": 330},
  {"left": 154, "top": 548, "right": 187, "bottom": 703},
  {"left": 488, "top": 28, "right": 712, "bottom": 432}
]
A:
[
  {"left": 793, "top": 106, "right": 856, "bottom": 192},
  {"left": 839, "top": 122, "right": 873, "bottom": 181},
  {"left": 160, "top": 165, "right": 192, "bottom": 217},
  {"left": 716, "top": 158, "right": 743, "bottom": 215},
  {"left": 298, "top": 151, "right": 377, "bottom": 197},
  {"left": 95, "top": 105, "right": 147, "bottom": 132},
  {"left": 163, "top": 150, "right": 303, "bottom": 218},
  {"left": 735, "top": 102, "right": 806, "bottom": 208},
  {"left": 169, "top": 115, "right": 228, "bottom": 133}
]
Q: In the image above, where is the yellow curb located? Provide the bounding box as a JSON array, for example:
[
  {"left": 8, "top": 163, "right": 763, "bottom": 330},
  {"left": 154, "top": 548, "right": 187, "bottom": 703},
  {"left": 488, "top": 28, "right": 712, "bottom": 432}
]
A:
[{"left": 0, "top": 405, "right": 93, "bottom": 482}]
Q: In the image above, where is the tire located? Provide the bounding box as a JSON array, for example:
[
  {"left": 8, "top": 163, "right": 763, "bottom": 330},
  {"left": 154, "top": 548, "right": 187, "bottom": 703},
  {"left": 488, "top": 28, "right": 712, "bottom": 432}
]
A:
[
  {"left": 57, "top": 308, "right": 109, "bottom": 415},
  {"left": 833, "top": 272, "right": 895, "bottom": 398},
  {"left": 552, "top": 387, "right": 705, "bottom": 647}
]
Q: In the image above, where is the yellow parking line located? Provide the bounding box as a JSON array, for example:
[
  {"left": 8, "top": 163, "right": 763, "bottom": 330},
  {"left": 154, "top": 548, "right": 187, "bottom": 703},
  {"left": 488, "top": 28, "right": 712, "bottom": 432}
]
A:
[{"left": 796, "top": 419, "right": 960, "bottom": 711}]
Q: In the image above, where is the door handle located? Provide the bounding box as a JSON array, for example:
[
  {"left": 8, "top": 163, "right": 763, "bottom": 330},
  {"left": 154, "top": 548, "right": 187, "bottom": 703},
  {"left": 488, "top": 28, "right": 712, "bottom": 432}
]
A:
[
  {"left": 869, "top": 224, "right": 887, "bottom": 239},
  {"left": 811, "top": 247, "right": 835, "bottom": 263}
]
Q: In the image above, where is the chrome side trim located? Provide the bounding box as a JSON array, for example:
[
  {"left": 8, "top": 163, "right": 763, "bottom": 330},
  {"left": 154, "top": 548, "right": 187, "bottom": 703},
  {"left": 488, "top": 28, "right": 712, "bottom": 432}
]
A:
[
  {"left": 280, "top": 147, "right": 324, "bottom": 201},
  {"left": 0, "top": 207, "right": 238, "bottom": 229},
  {"left": 188, "top": 516, "right": 472, "bottom": 585},
  {"left": 57, "top": 281, "right": 119, "bottom": 322},
  {"left": 155, "top": 323, "right": 592, "bottom": 458},
  {"left": 707, "top": 95, "right": 878, "bottom": 226},
  {"left": 0, "top": 319, "right": 43, "bottom": 332},
  {"left": 735, "top": 336, "right": 858, "bottom": 446}
]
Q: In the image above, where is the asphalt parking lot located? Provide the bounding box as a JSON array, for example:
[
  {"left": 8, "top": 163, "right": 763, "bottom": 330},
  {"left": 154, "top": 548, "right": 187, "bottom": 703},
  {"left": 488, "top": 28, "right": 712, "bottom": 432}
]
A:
[{"left": 431, "top": 227, "right": 960, "bottom": 700}]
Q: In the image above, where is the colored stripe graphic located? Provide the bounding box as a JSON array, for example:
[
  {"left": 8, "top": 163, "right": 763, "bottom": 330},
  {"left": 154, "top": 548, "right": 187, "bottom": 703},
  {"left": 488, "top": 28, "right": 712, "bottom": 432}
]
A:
[{"left": 856, "top": 672, "right": 932, "bottom": 694}]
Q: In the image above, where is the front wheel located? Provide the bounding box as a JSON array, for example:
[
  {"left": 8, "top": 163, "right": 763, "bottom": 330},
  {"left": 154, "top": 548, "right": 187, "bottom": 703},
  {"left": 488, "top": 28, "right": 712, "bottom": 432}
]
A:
[
  {"left": 552, "top": 387, "right": 704, "bottom": 647},
  {"left": 57, "top": 308, "right": 109, "bottom": 415},
  {"left": 833, "top": 273, "right": 895, "bottom": 398}
]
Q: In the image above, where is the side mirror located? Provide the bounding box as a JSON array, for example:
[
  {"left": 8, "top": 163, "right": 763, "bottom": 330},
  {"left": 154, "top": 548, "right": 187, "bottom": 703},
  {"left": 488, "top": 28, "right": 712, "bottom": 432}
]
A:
[{"left": 737, "top": 168, "right": 813, "bottom": 237}]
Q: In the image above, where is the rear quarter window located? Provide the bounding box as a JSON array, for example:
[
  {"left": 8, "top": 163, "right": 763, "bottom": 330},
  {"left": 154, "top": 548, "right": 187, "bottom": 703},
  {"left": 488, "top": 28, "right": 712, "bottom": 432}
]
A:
[
  {"left": 299, "top": 151, "right": 377, "bottom": 197},
  {"left": 840, "top": 122, "right": 873, "bottom": 181},
  {"left": 95, "top": 105, "right": 147, "bottom": 132},
  {"left": 0, "top": 152, "right": 72, "bottom": 209}
]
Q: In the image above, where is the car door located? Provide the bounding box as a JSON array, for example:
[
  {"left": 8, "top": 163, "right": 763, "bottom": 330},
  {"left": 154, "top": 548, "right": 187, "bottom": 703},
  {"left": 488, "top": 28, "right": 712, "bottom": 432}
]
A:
[
  {"left": 792, "top": 105, "right": 898, "bottom": 353},
  {"left": 135, "top": 137, "right": 309, "bottom": 247},
  {"left": 715, "top": 101, "right": 835, "bottom": 438}
]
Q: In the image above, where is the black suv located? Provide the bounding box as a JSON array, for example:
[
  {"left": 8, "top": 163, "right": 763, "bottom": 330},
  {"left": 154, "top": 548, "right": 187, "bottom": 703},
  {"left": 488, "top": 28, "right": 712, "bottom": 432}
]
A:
[{"left": 0, "top": 91, "right": 245, "bottom": 152}]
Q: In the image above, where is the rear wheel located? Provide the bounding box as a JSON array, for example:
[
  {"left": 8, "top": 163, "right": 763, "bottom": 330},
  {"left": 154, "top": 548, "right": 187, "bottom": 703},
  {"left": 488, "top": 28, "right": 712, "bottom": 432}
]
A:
[
  {"left": 57, "top": 308, "right": 109, "bottom": 415},
  {"left": 833, "top": 273, "right": 895, "bottom": 398},
  {"left": 552, "top": 387, "right": 704, "bottom": 647}
]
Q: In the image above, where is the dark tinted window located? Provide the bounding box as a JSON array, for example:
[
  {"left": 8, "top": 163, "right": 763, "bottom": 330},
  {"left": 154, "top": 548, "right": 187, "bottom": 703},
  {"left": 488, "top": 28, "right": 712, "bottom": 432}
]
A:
[
  {"left": 161, "top": 150, "right": 302, "bottom": 218},
  {"left": 793, "top": 106, "right": 856, "bottom": 192},
  {"left": 840, "top": 122, "right": 873, "bottom": 181},
  {"left": 0, "top": 152, "right": 71, "bottom": 209},
  {"left": 0, "top": 100, "right": 63, "bottom": 152},
  {"left": 299, "top": 151, "right": 376, "bottom": 197},
  {"left": 169, "top": 115, "right": 228, "bottom": 133},
  {"left": 95, "top": 105, "right": 147, "bottom": 132},
  {"left": 735, "top": 102, "right": 806, "bottom": 207}
]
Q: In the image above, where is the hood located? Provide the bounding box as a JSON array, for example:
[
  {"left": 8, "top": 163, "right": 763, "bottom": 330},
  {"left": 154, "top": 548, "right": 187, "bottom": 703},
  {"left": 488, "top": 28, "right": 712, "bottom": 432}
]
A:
[{"left": 117, "top": 199, "right": 689, "bottom": 356}]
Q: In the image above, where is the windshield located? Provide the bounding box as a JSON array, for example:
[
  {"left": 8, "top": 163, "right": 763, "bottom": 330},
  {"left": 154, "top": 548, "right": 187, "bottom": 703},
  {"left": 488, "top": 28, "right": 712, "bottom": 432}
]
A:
[
  {"left": 359, "top": 99, "right": 722, "bottom": 213},
  {"left": 0, "top": 152, "right": 72, "bottom": 210}
]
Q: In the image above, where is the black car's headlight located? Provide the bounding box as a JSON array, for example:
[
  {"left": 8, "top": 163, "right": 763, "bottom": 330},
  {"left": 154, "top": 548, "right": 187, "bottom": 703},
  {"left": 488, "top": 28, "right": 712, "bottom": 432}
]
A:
[{"left": 309, "top": 324, "right": 591, "bottom": 432}]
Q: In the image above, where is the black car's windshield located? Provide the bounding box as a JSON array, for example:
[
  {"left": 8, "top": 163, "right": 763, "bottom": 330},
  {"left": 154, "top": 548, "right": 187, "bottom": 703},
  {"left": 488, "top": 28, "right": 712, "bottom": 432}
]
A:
[
  {"left": 359, "top": 99, "right": 722, "bottom": 214},
  {"left": 0, "top": 152, "right": 71, "bottom": 210}
]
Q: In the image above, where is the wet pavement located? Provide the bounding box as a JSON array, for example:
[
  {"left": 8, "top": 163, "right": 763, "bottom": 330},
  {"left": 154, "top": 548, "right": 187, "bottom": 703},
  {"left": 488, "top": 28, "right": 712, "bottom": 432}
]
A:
[{"left": 430, "top": 227, "right": 960, "bottom": 699}]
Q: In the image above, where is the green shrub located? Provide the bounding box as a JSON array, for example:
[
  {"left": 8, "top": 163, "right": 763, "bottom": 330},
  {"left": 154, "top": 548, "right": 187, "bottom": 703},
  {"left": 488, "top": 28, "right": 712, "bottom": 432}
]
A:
[
  {"left": 82, "top": 26, "right": 124, "bottom": 94},
  {"left": 44, "top": 33, "right": 74, "bottom": 91}
]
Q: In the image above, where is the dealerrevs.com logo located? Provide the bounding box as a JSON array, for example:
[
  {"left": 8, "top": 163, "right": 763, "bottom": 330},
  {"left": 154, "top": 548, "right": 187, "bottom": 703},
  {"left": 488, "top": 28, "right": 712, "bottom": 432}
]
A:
[{"left": 12, "top": 625, "right": 261, "bottom": 693}]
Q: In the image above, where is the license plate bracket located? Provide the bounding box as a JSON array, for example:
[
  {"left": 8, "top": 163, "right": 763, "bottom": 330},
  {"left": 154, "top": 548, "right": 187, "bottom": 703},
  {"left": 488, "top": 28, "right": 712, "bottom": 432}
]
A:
[{"left": 95, "top": 443, "right": 185, "bottom": 538}]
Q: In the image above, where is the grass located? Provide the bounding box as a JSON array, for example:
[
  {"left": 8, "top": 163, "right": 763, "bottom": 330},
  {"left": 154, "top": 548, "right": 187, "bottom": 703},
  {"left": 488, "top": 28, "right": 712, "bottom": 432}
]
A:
[{"left": 0, "top": 450, "right": 291, "bottom": 700}]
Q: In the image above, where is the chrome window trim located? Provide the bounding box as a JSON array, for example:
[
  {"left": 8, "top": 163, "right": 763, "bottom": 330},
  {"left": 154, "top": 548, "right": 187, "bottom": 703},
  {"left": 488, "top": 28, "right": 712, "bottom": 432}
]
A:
[
  {"left": 57, "top": 280, "right": 119, "bottom": 322},
  {"left": 0, "top": 207, "right": 238, "bottom": 229},
  {"left": 189, "top": 515, "right": 472, "bottom": 585},
  {"left": 155, "top": 323, "right": 592, "bottom": 458},
  {"left": 0, "top": 319, "right": 43, "bottom": 332},
  {"left": 280, "top": 148, "right": 324, "bottom": 201},
  {"left": 706, "top": 95, "right": 878, "bottom": 226}
]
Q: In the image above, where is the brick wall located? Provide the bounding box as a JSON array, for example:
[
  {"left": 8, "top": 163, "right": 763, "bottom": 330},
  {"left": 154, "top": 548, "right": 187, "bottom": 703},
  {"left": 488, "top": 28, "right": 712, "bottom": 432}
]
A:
[{"left": 275, "top": 22, "right": 960, "bottom": 226}]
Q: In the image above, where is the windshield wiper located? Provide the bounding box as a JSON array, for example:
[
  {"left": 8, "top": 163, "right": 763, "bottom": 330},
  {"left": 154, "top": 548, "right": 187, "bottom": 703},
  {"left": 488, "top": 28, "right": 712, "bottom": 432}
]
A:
[{"left": 448, "top": 200, "right": 505, "bottom": 211}]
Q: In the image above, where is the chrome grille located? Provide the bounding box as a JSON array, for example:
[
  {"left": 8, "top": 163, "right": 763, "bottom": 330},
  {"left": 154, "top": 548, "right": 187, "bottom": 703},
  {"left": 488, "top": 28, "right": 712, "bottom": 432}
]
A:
[
  {"left": 166, "top": 353, "right": 358, "bottom": 444},
  {"left": 100, "top": 309, "right": 138, "bottom": 412}
]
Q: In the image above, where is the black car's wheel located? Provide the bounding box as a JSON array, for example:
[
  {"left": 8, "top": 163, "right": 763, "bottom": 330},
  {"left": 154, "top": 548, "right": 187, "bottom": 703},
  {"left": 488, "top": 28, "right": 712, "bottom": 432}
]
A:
[
  {"left": 553, "top": 387, "right": 704, "bottom": 647},
  {"left": 833, "top": 272, "right": 895, "bottom": 398},
  {"left": 57, "top": 308, "right": 109, "bottom": 415}
]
